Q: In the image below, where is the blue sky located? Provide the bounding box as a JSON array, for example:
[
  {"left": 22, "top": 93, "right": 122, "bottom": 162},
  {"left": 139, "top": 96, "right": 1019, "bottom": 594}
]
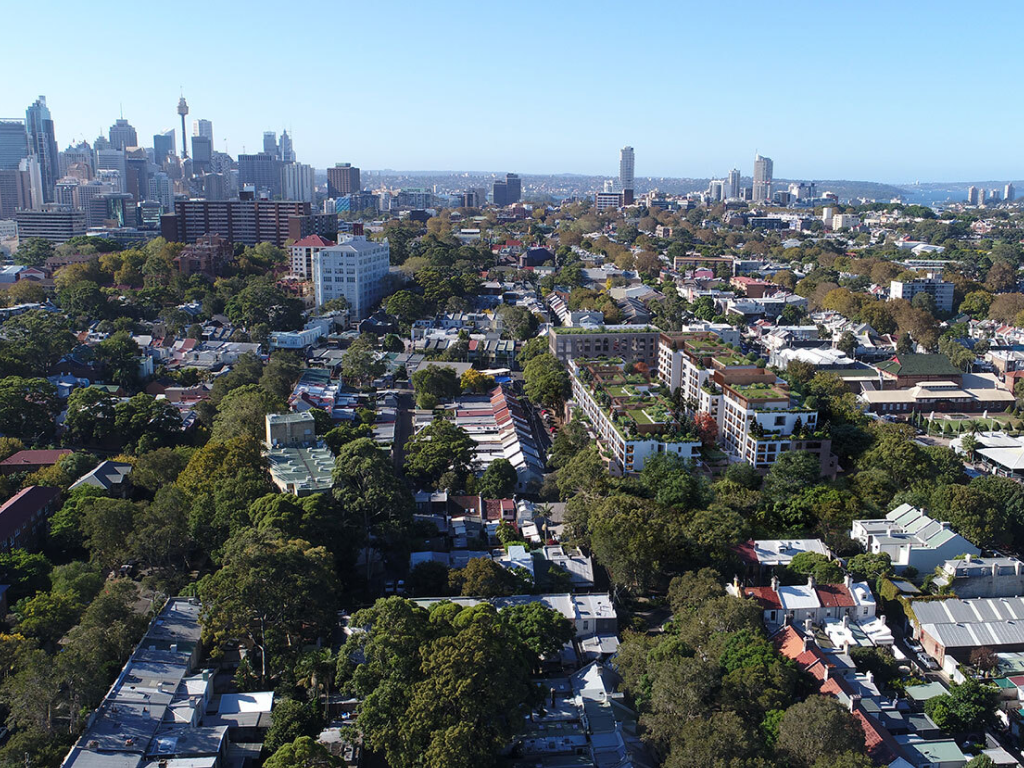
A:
[{"left": 4, "top": 1, "right": 1021, "bottom": 182}]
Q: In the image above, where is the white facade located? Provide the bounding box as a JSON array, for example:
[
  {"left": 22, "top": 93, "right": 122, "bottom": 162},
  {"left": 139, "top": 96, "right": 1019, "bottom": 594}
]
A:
[
  {"left": 312, "top": 235, "right": 390, "bottom": 320},
  {"left": 832, "top": 213, "right": 860, "bottom": 230},
  {"left": 619, "top": 146, "right": 634, "bottom": 192},
  {"left": 888, "top": 278, "right": 954, "bottom": 313},
  {"left": 753, "top": 154, "right": 773, "bottom": 203},
  {"left": 282, "top": 162, "right": 315, "bottom": 203},
  {"left": 851, "top": 504, "right": 979, "bottom": 574}
]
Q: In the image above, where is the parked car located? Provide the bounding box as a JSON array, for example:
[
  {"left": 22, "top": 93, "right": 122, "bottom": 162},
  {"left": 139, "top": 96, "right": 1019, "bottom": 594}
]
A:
[{"left": 917, "top": 652, "right": 940, "bottom": 671}]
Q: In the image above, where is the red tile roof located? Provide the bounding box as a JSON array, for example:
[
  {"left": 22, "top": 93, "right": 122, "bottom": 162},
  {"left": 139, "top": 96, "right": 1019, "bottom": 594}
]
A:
[
  {"left": 0, "top": 485, "right": 60, "bottom": 542},
  {"left": 815, "top": 584, "right": 856, "bottom": 608},
  {"left": 0, "top": 449, "right": 72, "bottom": 469},
  {"left": 291, "top": 235, "right": 335, "bottom": 248},
  {"left": 743, "top": 586, "right": 781, "bottom": 610},
  {"left": 732, "top": 539, "right": 758, "bottom": 564}
]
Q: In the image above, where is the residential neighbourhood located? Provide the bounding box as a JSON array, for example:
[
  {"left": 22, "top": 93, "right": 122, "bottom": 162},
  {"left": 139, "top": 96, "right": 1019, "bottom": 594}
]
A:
[{"left": 6, "top": 10, "right": 1024, "bottom": 766}]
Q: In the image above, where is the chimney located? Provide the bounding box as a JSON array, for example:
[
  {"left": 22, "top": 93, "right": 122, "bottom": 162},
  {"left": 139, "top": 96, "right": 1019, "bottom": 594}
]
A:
[
  {"left": 965, "top": 553, "right": 972, "bottom": 564},
  {"left": 866, "top": 671, "right": 874, "bottom": 684},
  {"left": 843, "top": 640, "right": 851, "bottom": 655},
  {"left": 842, "top": 615, "right": 849, "bottom": 628},
  {"left": 823, "top": 665, "right": 829, "bottom": 680},
  {"left": 844, "top": 574, "right": 853, "bottom": 590},
  {"left": 880, "top": 614, "right": 887, "bottom": 626},
  {"left": 732, "top": 574, "right": 740, "bottom": 590},
  {"left": 771, "top": 575, "right": 780, "bottom": 592},
  {"left": 848, "top": 694, "right": 861, "bottom": 712},
  {"left": 1016, "top": 560, "right": 1022, "bottom": 576},
  {"left": 802, "top": 635, "right": 811, "bottom": 652},
  {"left": 807, "top": 574, "right": 816, "bottom": 589}
]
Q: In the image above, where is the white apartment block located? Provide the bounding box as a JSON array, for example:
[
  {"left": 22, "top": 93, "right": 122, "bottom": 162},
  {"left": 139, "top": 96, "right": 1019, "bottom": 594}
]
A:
[
  {"left": 888, "top": 277, "right": 954, "bottom": 313},
  {"left": 568, "top": 358, "right": 700, "bottom": 475},
  {"left": 831, "top": 213, "right": 860, "bottom": 230},
  {"left": 289, "top": 234, "right": 334, "bottom": 279},
  {"left": 312, "top": 235, "right": 390, "bottom": 320}
]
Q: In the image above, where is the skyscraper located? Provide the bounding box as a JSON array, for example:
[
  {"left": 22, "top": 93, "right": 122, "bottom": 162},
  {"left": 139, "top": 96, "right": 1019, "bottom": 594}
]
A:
[
  {"left": 193, "top": 119, "right": 213, "bottom": 144},
  {"left": 263, "top": 132, "right": 278, "bottom": 157},
  {"left": 153, "top": 130, "right": 175, "bottom": 165},
  {"left": 108, "top": 118, "right": 138, "bottom": 151},
  {"left": 967, "top": 186, "right": 979, "bottom": 205},
  {"left": 25, "top": 96, "right": 59, "bottom": 203},
  {"left": 1005, "top": 183, "right": 1016, "bottom": 202},
  {"left": 727, "top": 169, "right": 741, "bottom": 199},
  {"left": 279, "top": 130, "right": 294, "bottom": 163},
  {"left": 177, "top": 95, "right": 189, "bottom": 159},
  {"left": 191, "top": 136, "right": 213, "bottom": 173},
  {"left": 753, "top": 154, "right": 773, "bottom": 203},
  {"left": 619, "top": 146, "right": 635, "bottom": 204},
  {"left": 238, "top": 152, "right": 282, "bottom": 198},
  {"left": 327, "top": 163, "right": 360, "bottom": 197},
  {"left": 0, "top": 120, "right": 29, "bottom": 170}
]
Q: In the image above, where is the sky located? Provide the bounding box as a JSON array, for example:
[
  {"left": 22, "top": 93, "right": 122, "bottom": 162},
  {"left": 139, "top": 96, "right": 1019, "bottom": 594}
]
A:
[{"left": 4, "top": 1, "right": 1023, "bottom": 183}]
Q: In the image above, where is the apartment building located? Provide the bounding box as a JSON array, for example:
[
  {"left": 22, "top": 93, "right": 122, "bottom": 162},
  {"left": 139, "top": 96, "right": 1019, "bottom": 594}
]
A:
[
  {"left": 889, "top": 277, "right": 954, "bottom": 313},
  {"left": 548, "top": 325, "right": 660, "bottom": 366},
  {"left": 312, "top": 234, "right": 390, "bottom": 319},
  {"left": 568, "top": 358, "right": 700, "bottom": 475}
]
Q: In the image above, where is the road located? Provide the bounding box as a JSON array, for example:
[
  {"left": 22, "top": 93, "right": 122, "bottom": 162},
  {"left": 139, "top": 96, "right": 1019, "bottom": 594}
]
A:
[{"left": 391, "top": 388, "right": 415, "bottom": 472}]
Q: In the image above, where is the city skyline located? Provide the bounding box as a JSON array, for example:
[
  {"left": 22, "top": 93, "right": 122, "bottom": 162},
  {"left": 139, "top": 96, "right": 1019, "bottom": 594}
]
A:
[{"left": 5, "top": 1, "right": 1024, "bottom": 182}]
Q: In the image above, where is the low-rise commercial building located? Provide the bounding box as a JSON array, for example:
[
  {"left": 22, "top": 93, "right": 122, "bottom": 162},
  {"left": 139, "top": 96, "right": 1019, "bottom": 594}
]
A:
[{"left": 859, "top": 377, "right": 1014, "bottom": 415}]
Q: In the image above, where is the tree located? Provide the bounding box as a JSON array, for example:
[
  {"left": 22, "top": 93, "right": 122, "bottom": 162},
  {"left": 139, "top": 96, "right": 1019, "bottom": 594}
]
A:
[
  {"left": 64, "top": 386, "right": 119, "bottom": 446},
  {"left": 557, "top": 445, "right": 610, "bottom": 501},
  {"left": 198, "top": 528, "right": 338, "bottom": 687},
  {"left": 263, "top": 698, "right": 326, "bottom": 756},
  {"left": 0, "top": 376, "right": 60, "bottom": 442},
  {"left": 837, "top": 331, "right": 858, "bottom": 357},
  {"left": 260, "top": 352, "right": 303, "bottom": 400},
  {"left": 449, "top": 557, "right": 526, "bottom": 597},
  {"left": 924, "top": 678, "right": 998, "bottom": 734},
  {"left": 497, "top": 305, "right": 539, "bottom": 340},
  {"left": 0, "top": 550, "right": 52, "bottom": 603},
  {"left": 342, "top": 599, "right": 540, "bottom": 768},
  {"left": 13, "top": 238, "right": 54, "bottom": 267},
  {"left": 133, "top": 446, "right": 194, "bottom": 493},
  {"left": 522, "top": 353, "right": 570, "bottom": 409},
  {"left": 404, "top": 418, "right": 476, "bottom": 490},
  {"left": 965, "top": 755, "right": 998, "bottom": 768},
  {"left": 517, "top": 336, "right": 549, "bottom": 366},
  {"left": 333, "top": 438, "right": 414, "bottom": 562},
  {"left": 411, "top": 364, "right": 460, "bottom": 407},
  {"left": 960, "top": 290, "right": 993, "bottom": 318},
  {"left": 460, "top": 368, "right": 495, "bottom": 394},
  {"left": 783, "top": 551, "right": 844, "bottom": 584},
  {"left": 340, "top": 343, "right": 383, "bottom": 386},
  {"left": 988, "top": 292, "right": 1024, "bottom": 324},
  {"left": 776, "top": 695, "right": 868, "bottom": 768},
  {"left": 80, "top": 497, "right": 140, "bottom": 569},
  {"left": 128, "top": 486, "right": 192, "bottom": 573},
  {"left": 212, "top": 384, "right": 284, "bottom": 442},
  {"left": 323, "top": 421, "right": 372, "bottom": 454},
  {"left": 385, "top": 290, "right": 426, "bottom": 326},
  {"left": 639, "top": 453, "right": 710, "bottom": 513},
  {"left": 264, "top": 736, "right": 342, "bottom": 768},
  {"left": 476, "top": 458, "right": 517, "bottom": 498},
  {"left": 929, "top": 484, "right": 1006, "bottom": 548},
  {"left": 548, "top": 418, "right": 589, "bottom": 469},
  {"left": 114, "top": 392, "right": 183, "bottom": 452},
  {"left": 95, "top": 332, "right": 142, "bottom": 388},
  {"left": 225, "top": 277, "right": 304, "bottom": 330},
  {"left": 762, "top": 451, "right": 821, "bottom": 509},
  {"left": 846, "top": 552, "right": 893, "bottom": 581},
  {"left": 589, "top": 495, "right": 688, "bottom": 591}
]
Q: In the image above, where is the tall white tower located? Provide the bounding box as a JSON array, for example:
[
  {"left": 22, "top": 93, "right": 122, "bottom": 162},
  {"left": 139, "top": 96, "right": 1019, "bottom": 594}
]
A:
[
  {"left": 619, "top": 145, "right": 635, "bottom": 204},
  {"left": 753, "top": 154, "right": 773, "bottom": 203}
]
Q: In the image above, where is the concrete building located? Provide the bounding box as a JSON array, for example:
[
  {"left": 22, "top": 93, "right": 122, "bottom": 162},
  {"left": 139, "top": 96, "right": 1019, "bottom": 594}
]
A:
[
  {"left": 237, "top": 151, "right": 281, "bottom": 198},
  {"left": 851, "top": 504, "right": 979, "bottom": 574},
  {"left": 0, "top": 119, "right": 28, "bottom": 171},
  {"left": 25, "top": 96, "right": 58, "bottom": 202},
  {"left": 753, "top": 154, "right": 773, "bottom": 203},
  {"left": 264, "top": 413, "right": 333, "bottom": 496},
  {"left": 312, "top": 234, "right": 391, "bottom": 319},
  {"left": 548, "top": 325, "right": 660, "bottom": 366},
  {"left": 568, "top": 358, "right": 701, "bottom": 475},
  {"left": 889, "top": 277, "right": 954, "bottom": 313},
  {"left": 289, "top": 234, "right": 334, "bottom": 279},
  {"left": 326, "top": 163, "right": 360, "bottom": 198},
  {"left": 832, "top": 213, "right": 861, "bottom": 230},
  {"left": 265, "top": 412, "right": 317, "bottom": 448},
  {"left": 161, "top": 199, "right": 311, "bottom": 246},
  {"left": 727, "top": 168, "right": 741, "bottom": 199},
  {"left": 14, "top": 207, "right": 86, "bottom": 243},
  {"left": 619, "top": 146, "right": 634, "bottom": 204},
  {"left": 492, "top": 173, "right": 521, "bottom": 206},
  {"left": 934, "top": 554, "right": 1024, "bottom": 599},
  {"left": 282, "top": 162, "right": 315, "bottom": 203}
]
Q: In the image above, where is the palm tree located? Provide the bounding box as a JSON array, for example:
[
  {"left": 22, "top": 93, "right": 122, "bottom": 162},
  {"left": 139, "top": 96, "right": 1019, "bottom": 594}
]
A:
[{"left": 294, "top": 647, "right": 337, "bottom": 719}]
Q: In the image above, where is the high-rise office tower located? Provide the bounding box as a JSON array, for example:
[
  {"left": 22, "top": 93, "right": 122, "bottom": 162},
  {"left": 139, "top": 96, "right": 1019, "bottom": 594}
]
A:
[
  {"left": 727, "top": 168, "right": 741, "bottom": 199},
  {"left": 978, "top": 188, "right": 987, "bottom": 205},
  {"left": 25, "top": 96, "right": 59, "bottom": 203},
  {"left": 108, "top": 118, "right": 138, "bottom": 151},
  {"left": 191, "top": 136, "right": 213, "bottom": 174},
  {"left": 327, "top": 163, "right": 360, "bottom": 197},
  {"left": 282, "top": 162, "right": 314, "bottom": 202},
  {"left": 967, "top": 186, "right": 979, "bottom": 205},
  {"left": 263, "top": 132, "right": 278, "bottom": 157},
  {"left": 18, "top": 156, "right": 44, "bottom": 210},
  {"left": 505, "top": 173, "right": 522, "bottom": 204},
  {"left": 619, "top": 146, "right": 635, "bottom": 204},
  {"left": 238, "top": 152, "right": 282, "bottom": 198},
  {"left": 177, "top": 95, "right": 189, "bottom": 159},
  {"left": 124, "top": 148, "right": 150, "bottom": 204},
  {"left": 193, "top": 119, "right": 213, "bottom": 144},
  {"left": 153, "top": 130, "right": 175, "bottom": 165},
  {"left": 753, "top": 154, "right": 773, "bottom": 203},
  {"left": 279, "top": 130, "right": 294, "bottom": 163},
  {"left": 0, "top": 119, "right": 29, "bottom": 170},
  {"left": 1006, "top": 183, "right": 1016, "bottom": 202}
]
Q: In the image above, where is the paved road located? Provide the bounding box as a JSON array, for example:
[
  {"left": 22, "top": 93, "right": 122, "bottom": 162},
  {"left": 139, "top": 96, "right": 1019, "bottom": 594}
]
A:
[{"left": 391, "top": 388, "right": 415, "bottom": 471}]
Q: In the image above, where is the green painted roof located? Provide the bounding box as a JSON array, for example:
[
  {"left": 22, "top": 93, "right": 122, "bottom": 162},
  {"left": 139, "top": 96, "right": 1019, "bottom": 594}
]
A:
[{"left": 876, "top": 353, "right": 960, "bottom": 377}]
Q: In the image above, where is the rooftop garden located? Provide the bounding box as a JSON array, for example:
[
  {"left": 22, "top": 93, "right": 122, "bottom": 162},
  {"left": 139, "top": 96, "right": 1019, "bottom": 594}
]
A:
[
  {"left": 553, "top": 325, "right": 657, "bottom": 334},
  {"left": 730, "top": 381, "right": 790, "bottom": 401}
]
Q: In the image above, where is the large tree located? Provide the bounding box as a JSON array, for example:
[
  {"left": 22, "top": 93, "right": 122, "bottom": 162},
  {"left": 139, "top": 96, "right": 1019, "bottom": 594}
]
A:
[
  {"left": 522, "top": 353, "right": 570, "bottom": 409},
  {"left": 776, "top": 696, "right": 867, "bottom": 768},
  {"left": 211, "top": 384, "right": 284, "bottom": 442},
  {"left": 403, "top": 417, "right": 476, "bottom": 490},
  {"left": 0, "top": 376, "right": 60, "bottom": 442},
  {"left": 198, "top": 528, "right": 338, "bottom": 687}
]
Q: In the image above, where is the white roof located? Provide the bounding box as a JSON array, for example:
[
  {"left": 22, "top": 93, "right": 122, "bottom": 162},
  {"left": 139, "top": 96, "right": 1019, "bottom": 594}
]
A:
[
  {"left": 778, "top": 584, "right": 820, "bottom": 610},
  {"left": 217, "top": 691, "right": 274, "bottom": 714}
]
